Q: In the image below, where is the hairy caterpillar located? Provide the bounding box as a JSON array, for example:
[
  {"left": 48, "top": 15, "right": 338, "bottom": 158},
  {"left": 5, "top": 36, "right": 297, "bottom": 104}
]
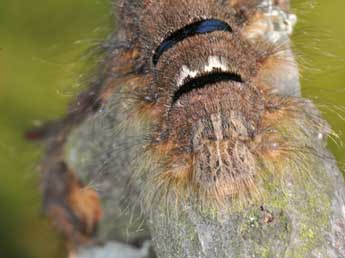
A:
[{"left": 34, "top": 0, "right": 345, "bottom": 257}]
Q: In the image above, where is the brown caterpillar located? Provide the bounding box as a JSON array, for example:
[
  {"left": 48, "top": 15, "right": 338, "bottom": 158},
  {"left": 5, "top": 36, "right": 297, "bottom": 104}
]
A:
[
  {"left": 112, "top": 0, "right": 327, "bottom": 205},
  {"left": 34, "top": 0, "right": 345, "bottom": 256}
]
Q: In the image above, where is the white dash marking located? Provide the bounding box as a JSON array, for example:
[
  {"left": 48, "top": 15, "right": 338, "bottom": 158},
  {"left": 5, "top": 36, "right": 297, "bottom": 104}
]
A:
[{"left": 177, "top": 56, "right": 229, "bottom": 87}]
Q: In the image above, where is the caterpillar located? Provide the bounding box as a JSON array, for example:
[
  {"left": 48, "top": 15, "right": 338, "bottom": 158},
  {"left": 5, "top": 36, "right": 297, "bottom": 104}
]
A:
[
  {"left": 35, "top": 0, "right": 345, "bottom": 257},
  {"left": 111, "top": 0, "right": 332, "bottom": 207}
]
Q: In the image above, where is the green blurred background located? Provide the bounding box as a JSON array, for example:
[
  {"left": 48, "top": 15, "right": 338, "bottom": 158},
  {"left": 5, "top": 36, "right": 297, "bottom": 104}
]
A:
[{"left": 0, "top": 1, "right": 344, "bottom": 257}]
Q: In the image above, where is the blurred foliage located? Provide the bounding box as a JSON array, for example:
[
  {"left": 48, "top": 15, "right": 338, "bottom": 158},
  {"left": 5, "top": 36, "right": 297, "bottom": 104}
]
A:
[
  {"left": 0, "top": 1, "right": 110, "bottom": 257},
  {"left": 0, "top": 1, "right": 344, "bottom": 258}
]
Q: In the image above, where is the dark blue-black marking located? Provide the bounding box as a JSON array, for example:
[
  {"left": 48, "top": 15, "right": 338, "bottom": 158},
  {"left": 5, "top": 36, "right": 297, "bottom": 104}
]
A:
[
  {"left": 172, "top": 71, "right": 243, "bottom": 104},
  {"left": 152, "top": 19, "right": 232, "bottom": 65}
]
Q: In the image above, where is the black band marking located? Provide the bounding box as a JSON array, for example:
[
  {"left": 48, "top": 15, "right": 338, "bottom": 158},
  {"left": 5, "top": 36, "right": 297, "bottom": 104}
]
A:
[
  {"left": 172, "top": 71, "right": 243, "bottom": 104},
  {"left": 153, "top": 19, "right": 232, "bottom": 65}
]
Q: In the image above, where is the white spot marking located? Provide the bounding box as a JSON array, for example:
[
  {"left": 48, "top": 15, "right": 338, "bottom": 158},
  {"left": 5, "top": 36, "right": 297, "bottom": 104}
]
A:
[
  {"left": 204, "top": 56, "right": 228, "bottom": 73},
  {"left": 177, "top": 65, "right": 199, "bottom": 87},
  {"left": 177, "top": 56, "right": 229, "bottom": 87}
]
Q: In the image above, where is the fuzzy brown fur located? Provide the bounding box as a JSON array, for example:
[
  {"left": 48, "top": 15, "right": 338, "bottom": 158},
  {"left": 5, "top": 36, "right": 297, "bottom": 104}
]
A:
[{"left": 121, "top": 0, "right": 310, "bottom": 203}]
